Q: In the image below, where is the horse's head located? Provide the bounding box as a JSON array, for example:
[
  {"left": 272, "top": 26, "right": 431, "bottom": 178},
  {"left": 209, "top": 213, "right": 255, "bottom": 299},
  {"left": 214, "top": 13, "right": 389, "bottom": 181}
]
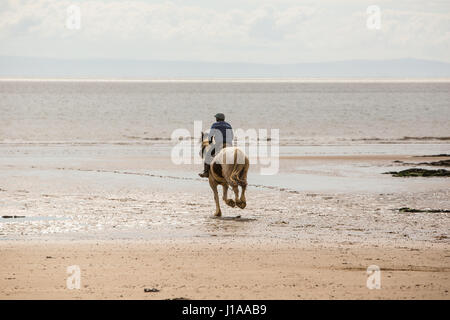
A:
[{"left": 199, "top": 131, "right": 211, "bottom": 158}]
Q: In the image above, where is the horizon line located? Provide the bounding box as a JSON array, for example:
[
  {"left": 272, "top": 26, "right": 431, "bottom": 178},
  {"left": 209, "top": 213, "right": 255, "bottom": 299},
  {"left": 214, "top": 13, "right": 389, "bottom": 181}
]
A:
[
  {"left": 2, "top": 77, "right": 450, "bottom": 83},
  {"left": 2, "top": 55, "right": 450, "bottom": 65}
]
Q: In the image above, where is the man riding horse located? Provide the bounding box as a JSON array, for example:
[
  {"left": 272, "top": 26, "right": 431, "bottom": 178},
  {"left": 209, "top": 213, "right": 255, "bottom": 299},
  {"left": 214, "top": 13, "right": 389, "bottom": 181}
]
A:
[
  {"left": 199, "top": 113, "right": 249, "bottom": 216},
  {"left": 199, "top": 113, "right": 233, "bottom": 178}
]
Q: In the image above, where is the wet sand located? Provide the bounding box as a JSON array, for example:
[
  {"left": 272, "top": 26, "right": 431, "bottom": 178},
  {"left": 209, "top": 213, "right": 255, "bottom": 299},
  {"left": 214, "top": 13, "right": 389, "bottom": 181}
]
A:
[
  {"left": 1, "top": 240, "right": 449, "bottom": 299},
  {"left": 0, "top": 143, "right": 449, "bottom": 299},
  {"left": 1, "top": 143, "right": 449, "bottom": 242}
]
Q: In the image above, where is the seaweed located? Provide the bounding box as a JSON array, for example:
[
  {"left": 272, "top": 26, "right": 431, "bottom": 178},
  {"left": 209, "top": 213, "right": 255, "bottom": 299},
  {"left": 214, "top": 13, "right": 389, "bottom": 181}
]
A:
[
  {"left": 1, "top": 215, "right": 25, "bottom": 219},
  {"left": 398, "top": 207, "right": 450, "bottom": 213},
  {"left": 414, "top": 154, "right": 450, "bottom": 157},
  {"left": 417, "top": 159, "right": 450, "bottom": 167},
  {"left": 401, "top": 137, "right": 450, "bottom": 141},
  {"left": 384, "top": 168, "right": 450, "bottom": 177}
]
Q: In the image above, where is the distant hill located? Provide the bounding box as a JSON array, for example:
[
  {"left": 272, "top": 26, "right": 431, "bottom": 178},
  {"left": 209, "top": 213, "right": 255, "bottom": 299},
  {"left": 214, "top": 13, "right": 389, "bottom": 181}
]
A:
[{"left": 1, "top": 56, "right": 450, "bottom": 79}]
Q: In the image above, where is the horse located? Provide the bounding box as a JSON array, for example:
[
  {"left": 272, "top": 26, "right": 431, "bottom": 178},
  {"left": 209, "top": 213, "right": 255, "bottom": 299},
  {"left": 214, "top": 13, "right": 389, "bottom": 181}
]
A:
[{"left": 200, "top": 132, "right": 249, "bottom": 217}]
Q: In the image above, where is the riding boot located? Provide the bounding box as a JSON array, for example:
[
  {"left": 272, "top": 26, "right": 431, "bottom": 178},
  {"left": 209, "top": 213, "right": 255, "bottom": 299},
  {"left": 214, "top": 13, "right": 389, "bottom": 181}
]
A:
[{"left": 199, "top": 163, "right": 210, "bottom": 178}]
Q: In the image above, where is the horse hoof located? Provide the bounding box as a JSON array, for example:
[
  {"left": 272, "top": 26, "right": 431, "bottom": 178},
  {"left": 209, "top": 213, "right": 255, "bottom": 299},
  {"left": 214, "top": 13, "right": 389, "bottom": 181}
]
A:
[
  {"left": 226, "top": 200, "right": 236, "bottom": 207},
  {"left": 237, "top": 201, "right": 246, "bottom": 209},
  {"left": 215, "top": 212, "right": 222, "bottom": 217}
]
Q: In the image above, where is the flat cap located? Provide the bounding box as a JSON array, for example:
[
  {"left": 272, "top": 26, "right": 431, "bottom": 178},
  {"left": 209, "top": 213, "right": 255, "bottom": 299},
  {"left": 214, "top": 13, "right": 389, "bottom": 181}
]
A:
[{"left": 214, "top": 113, "right": 225, "bottom": 120}]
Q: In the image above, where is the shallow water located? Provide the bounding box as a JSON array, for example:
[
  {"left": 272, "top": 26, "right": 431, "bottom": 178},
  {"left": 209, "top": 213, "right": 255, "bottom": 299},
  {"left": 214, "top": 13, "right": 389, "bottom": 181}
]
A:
[
  {"left": 1, "top": 80, "right": 449, "bottom": 144},
  {"left": 0, "top": 142, "right": 449, "bottom": 243}
]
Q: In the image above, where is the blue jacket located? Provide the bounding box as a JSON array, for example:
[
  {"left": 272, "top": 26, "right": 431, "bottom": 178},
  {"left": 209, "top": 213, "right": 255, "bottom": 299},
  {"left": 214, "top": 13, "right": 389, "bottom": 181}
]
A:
[{"left": 209, "top": 121, "right": 233, "bottom": 145}]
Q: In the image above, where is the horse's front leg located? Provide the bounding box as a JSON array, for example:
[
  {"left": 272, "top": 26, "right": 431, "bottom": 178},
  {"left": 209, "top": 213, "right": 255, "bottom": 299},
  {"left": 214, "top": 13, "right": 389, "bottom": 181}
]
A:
[
  {"left": 209, "top": 178, "right": 221, "bottom": 217},
  {"left": 223, "top": 184, "right": 235, "bottom": 207}
]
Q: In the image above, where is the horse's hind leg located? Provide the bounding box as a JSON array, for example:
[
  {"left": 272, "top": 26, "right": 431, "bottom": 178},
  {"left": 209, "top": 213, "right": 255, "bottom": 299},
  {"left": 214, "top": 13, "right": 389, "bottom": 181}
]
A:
[
  {"left": 209, "top": 179, "right": 221, "bottom": 217},
  {"left": 233, "top": 186, "right": 245, "bottom": 209},
  {"left": 222, "top": 185, "right": 235, "bottom": 207},
  {"left": 236, "top": 163, "right": 248, "bottom": 209},
  {"left": 238, "top": 184, "right": 247, "bottom": 209}
]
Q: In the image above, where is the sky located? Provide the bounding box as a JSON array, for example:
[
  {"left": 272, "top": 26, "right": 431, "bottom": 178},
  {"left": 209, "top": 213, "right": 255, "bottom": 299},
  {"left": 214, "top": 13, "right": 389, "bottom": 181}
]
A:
[{"left": 0, "top": 0, "right": 449, "bottom": 64}]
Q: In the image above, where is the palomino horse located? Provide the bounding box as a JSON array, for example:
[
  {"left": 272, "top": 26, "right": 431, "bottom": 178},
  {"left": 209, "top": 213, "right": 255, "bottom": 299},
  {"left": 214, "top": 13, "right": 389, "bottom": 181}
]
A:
[{"left": 200, "top": 132, "right": 249, "bottom": 217}]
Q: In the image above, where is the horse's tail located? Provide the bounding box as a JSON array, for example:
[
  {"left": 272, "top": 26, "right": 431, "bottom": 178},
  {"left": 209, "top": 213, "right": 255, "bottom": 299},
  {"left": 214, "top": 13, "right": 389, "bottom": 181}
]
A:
[{"left": 229, "top": 149, "right": 247, "bottom": 187}]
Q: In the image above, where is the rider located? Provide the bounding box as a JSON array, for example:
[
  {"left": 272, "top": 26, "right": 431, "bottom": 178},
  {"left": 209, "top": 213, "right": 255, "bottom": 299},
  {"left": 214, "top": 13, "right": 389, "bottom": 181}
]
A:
[{"left": 199, "top": 113, "right": 233, "bottom": 178}]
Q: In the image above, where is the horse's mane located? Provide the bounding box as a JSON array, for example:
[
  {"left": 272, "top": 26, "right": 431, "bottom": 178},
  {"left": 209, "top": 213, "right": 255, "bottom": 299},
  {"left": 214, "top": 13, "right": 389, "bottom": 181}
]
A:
[{"left": 199, "top": 131, "right": 214, "bottom": 159}]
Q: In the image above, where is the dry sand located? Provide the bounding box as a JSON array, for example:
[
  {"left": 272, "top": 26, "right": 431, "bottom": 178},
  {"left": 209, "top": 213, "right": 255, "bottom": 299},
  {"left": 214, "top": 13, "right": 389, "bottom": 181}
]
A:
[{"left": 1, "top": 240, "right": 449, "bottom": 299}]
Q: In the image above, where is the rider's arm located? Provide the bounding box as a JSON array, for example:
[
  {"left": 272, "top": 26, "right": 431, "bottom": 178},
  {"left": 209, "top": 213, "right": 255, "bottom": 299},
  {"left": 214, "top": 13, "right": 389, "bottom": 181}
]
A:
[{"left": 208, "top": 123, "right": 216, "bottom": 143}]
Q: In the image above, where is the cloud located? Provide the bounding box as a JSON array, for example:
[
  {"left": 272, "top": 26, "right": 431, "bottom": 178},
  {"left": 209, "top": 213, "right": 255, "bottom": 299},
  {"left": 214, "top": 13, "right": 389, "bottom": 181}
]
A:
[{"left": 0, "top": 0, "right": 449, "bottom": 63}]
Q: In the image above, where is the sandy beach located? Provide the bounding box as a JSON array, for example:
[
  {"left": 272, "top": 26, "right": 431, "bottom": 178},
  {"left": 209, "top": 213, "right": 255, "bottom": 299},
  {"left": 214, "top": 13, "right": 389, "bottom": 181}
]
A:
[
  {"left": 1, "top": 80, "right": 449, "bottom": 299},
  {"left": 1, "top": 143, "right": 449, "bottom": 299}
]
